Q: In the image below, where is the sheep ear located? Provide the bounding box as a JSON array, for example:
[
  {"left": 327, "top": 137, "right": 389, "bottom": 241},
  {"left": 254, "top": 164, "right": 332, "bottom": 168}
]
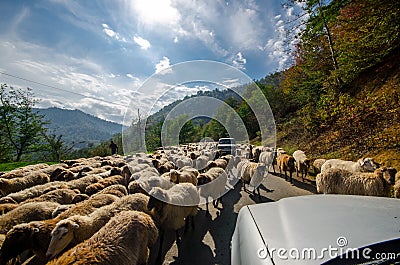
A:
[
  {"left": 31, "top": 228, "right": 39, "bottom": 234},
  {"left": 72, "top": 222, "right": 79, "bottom": 229}
]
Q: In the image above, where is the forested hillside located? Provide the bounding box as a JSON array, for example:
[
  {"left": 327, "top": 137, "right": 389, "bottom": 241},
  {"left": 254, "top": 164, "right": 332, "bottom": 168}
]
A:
[
  {"left": 134, "top": 0, "right": 399, "bottom": 167},
  {"left": 35, "top": 107, "right": 122, "bottom": 148}
]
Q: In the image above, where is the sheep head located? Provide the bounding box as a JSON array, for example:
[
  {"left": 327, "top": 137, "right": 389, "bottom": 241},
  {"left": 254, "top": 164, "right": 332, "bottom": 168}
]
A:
[
  {"left": 197, "top": 174, "right": 212, "bottom": 186},
  {"left": 46, "top": 220, "right": 78, "bottom": 260},
  {"left": 377, "top": 167, "right": 397, "bottom": 185},
  {"left": 169, "top": 170, "right": 180, "bottom": 184},
  {"left": 358, "top": 158, "right": 380, "bottom": 172}
]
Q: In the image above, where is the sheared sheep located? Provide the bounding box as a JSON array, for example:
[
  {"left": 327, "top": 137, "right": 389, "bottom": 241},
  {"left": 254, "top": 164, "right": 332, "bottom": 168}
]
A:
[
  {"left": 293, "top": 150, "right": 311, "bottom": 181},
  {"left": 0, "top": 181, "right": 68, "bottom": 204},
  {"left": 278, "top": 154, "right": 296, "bottom": 183},
  {"left": 46, "top": 193, "right": 151, "bottom": 259},
  {"left": 321, "top": 157, "right": 380, "bottom": 173},
  {"left": 0, "top": 193, "right": 119, "bottom": 264},
  {"left": 197, "top": 167, "right": 228, "bottom": 213},
  {"left": 148, "top": 183, "right": 200, "bottom": 264},
  {"left": 46, "top": 210, "right": 158, "bottom": 265},
  {"left": 316, "top": 167, "right": 397, "bottom": 197},
  {"left": 0, "top": 172, "right": 50, "bottom": 196},
  {"left": 84, "top": 175, "right": 126, "bottom": 195},
  {"left": 0, "top": 201, "right": 60, "bottom": 233},
  {"left": 312, "top": 158, "right": 327, "bottom": 174}
]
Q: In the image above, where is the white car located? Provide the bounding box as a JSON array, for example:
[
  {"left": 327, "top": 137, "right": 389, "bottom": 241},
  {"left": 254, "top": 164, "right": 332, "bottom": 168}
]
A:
[
  {"left": 217, "top": 138, "right": 236, "bottom": 155},
  {"left": 231, "top": 195, "right": 400, "bottom": 264}
]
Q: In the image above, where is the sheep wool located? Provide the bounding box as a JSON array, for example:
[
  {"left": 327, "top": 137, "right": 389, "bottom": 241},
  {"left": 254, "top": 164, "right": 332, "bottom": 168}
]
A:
[{"left": 47, "top": 210, "right": 158, "bottom": 265}]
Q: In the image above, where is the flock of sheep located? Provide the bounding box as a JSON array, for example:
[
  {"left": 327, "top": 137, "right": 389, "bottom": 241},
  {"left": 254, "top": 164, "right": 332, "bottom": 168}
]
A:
[{"left": 0, "top": 142, "right": 399, "bottom": 265}]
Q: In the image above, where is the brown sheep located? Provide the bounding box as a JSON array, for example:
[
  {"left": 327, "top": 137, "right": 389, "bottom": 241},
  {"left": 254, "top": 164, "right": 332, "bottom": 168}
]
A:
[
  {"left": 0, "top": 182, "right": 69, "bottom": 204},
  {"left": 0, "top": 201, "right": 60, "bottom": 233},
  {"left": 84, "top": 175, "right": 126, "bottom": 195},
  {"left": 46, "top": 211, "right": 158, "bottom": 265},
  {"left": 206, "top": 158, "right": 228, "bottom": 170},
  {"left": 96, "top": 184, "right": 128, "bottom": 197},
  {"left": 65, "top": 175, "right": 103, "bottom": 193},
  {"left": 278, "top": 154, "right": 296, "bottom": 183},
  {"left": 0, "top": 203, "right": 19, "bottom": 215},
  {"left": 168, "top": 168, "right": 199, "bottom": 185},
  {"left": 0, "top": 172, "right": 50, "bottom": 196},
  {"left": 46, "top": 194, "right": 151, "bottom": 259},
  {"left": 0, "top": 163, "right": 49, "bottom": 179},
  {"left": 0, "top": 193, "right": 119, "bottom": 264},
  {"left": 20, "top": 188, "right": 79, "bottom": 205}
]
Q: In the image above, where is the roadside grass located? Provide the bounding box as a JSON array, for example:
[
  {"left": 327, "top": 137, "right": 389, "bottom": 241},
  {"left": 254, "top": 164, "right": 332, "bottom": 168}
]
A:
[{"left": 0, "top": 161, "right": 58, "bottom": 172}]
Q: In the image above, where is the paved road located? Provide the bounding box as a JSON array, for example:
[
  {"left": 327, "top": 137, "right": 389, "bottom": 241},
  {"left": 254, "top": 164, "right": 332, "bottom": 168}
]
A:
[{"left": 148, "top": 170, "right": 317, "bottom": 265}]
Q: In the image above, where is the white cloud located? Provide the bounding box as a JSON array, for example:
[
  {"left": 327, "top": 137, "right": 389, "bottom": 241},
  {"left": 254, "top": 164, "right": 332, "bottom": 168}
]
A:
[
  {"left": 101, "top": 23, "right": 125, "bottom": 42},
  {"left": 133, "top": 35, "right": 151, "bottom": 50},
  {"left": 155, "top": 57, "right": 171, "bottom": 74},
  {"left": 232, "top": 52, "right": 247, "bottom": 70}
]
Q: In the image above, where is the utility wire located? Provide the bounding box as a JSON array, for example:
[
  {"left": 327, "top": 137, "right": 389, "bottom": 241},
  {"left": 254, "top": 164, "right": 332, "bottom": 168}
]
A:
[{"left": 0, "top": 71, "right": 130, "bottom": 108}]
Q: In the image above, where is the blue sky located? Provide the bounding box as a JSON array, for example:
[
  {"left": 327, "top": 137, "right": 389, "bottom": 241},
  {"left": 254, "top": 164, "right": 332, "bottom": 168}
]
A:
[{"left": 0, "top": 0, "right": 303, "bottom": 124}]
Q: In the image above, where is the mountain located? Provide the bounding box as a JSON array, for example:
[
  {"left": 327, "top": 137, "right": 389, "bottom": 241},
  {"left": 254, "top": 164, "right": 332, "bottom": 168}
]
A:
[
  {"left": 146, "top": 88, "right": 243, "bottom": 126},
  {"left": 35, "top": 107, "right": 122, "bottom": 148}
]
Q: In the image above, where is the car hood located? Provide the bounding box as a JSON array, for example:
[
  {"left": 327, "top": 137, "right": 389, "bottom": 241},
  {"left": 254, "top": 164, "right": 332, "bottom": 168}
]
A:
[{"left": 232, "top": 195, "right": 400, "bottom": 265}]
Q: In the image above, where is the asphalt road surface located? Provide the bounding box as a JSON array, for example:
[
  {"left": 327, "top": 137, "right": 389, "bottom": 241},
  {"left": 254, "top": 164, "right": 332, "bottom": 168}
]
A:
[{"left": 148, "top": 169, "right": 317, "bottom": 265}]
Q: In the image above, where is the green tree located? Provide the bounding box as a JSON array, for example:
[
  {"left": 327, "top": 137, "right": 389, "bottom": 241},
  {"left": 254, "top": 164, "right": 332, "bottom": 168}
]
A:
[
  {"left": 0, "top": 84, "right": 48, "bottom": 161},
  {"left": 42, "top": 132, "right": 73, "bottom": 161}
]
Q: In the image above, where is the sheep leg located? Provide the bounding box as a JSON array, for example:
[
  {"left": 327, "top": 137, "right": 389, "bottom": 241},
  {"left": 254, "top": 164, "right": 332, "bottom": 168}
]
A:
[
  {"left": 156, "top": 230, "right": 165, "bottom": 265},
  {"left": 289, "top": 171, "right": 293, "bottom": 183},
  {"left": 175, "top": 230, "right": 181, "bottom": 245}
]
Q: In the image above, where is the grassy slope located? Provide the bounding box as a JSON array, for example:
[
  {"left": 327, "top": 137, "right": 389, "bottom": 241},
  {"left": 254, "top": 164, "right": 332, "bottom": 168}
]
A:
[{"left": 277, "top": 49, "right": 400, "bottom": 170}]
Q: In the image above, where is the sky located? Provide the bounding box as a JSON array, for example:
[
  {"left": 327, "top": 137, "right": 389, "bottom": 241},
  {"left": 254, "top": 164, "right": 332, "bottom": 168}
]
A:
[{"left": 0, "top": 0, "right": 303, "bottom": 125}]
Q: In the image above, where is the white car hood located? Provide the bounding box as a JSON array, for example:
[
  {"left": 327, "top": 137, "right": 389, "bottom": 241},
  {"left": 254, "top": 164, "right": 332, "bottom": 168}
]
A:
[{"left": 232, "top": 195, "right": 400, "bottom": 265}]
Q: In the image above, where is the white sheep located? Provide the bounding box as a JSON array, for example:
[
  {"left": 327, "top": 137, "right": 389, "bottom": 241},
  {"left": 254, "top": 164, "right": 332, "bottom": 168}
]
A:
[
  {"left": 320, "top": 157, "right": 380, "bottom": 173},
  {"left": 46, "top": 193, "right": 150, "bottom": 259},
  {"left": 148, "top": 183, "right": 200, "bottom": 264},
  {"left": 316, "top": 166, "right": 397, "bottom": 197},
  {"left": 258, "top": 151, "right": 275, "bottom": 173},
  {"left": 312, "top": 158, "right": 327, "bottom": 174},
  {"left": 46, "top": 210, "right": 158, "bottom": 265},
  {"left": 292, "top": 150, "right": 311, "bottom": 181},
  {"left": 197, "top": 167, "right": 228, "bottom": 213},
  {"left": 130, "top": 175, "right": 174, "bottom": 195}
]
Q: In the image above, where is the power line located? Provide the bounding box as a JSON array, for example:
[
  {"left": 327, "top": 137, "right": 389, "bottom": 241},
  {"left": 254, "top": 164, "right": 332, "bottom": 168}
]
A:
[{"left": 0, "top": 71, "right": 130, "bottom": 108}]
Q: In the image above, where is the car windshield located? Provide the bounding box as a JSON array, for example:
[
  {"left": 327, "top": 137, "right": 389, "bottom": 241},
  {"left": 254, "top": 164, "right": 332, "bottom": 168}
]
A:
[{"left": 219, "top": 139, "right": 235, "bottom": 144}]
